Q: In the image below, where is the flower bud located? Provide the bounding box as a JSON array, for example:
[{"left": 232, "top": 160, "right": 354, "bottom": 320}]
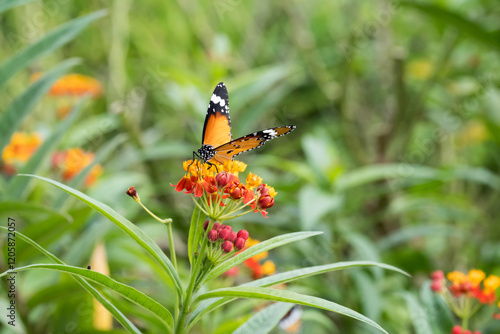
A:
[
  {"left": 257, "top": 183, "right": 269, "bottom": 196},
  {"left": 228, "top": 183, "right": 245, "bottom": 200},
  {"left": 227, "top": 231, "right": 237, "bottom": 242},
  {"left": 257, "top": 195, "right": 274, "bottom": 210},
  {"left": 126, "top": 186, "right": 140, "bottom": 201},
  {"left": 237, "top": 230, "right": 249, "bottom": 241},
  {"left": 207, "top": 230, "right": 218, "bottom": 242},
  {"left": 452, "top": 326, "right": 462, "bottom": 334},
  {"left": 216, "top": 172, "right": 231, "bottom": 188},
  {"left": 219, "top": 228, "right": 230, "bottom": 240},
  {"left": 430, "top": 280, "right": 442, "bottom": 292},
  {"left": 430, "top": 270, "right": 444, "bottom": 280},
  {"left": 221, "top": 240, "right": 233, "bottom": 253},
  {"left": 223, "top": 225, "right": 232, "bottom": 232},
  {"left": 203, "top": 220, "right": 209, "bottom": 231},
  {"left": 213, "top": 222, "right": 221, "bottom": 231},
  {"left": 234, "top": 237, "right": 246, "bottom": 250}
]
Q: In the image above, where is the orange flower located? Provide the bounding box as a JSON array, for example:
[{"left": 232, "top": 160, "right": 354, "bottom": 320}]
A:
[
  {"left": 2, "top": 132, "right": 42, "bottom": 165},
  {"left": 48, "top": 73, "right": 102, "bottom": 97},
  {"left": 52, "top": 148, "right": 103, "bottom": 186}
]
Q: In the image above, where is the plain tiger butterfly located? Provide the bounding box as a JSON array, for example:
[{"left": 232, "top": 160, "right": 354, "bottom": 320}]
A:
[{"left": 195, "top": 82, "right": 296, "bottom": 164}]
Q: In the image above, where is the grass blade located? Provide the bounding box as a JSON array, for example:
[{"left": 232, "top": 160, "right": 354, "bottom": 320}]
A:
[
  {"left": 231, "top": 302, "right": 294, "bottom": 334},
  {"left": 0, "top": 0, "right": 37, "bottom": 14}
]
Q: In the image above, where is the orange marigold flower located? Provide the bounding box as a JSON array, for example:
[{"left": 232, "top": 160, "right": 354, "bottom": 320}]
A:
[
  {"left": 468, "top": 269, "right": 486, "bottom": 287},
  {"left": 33, "top": 73, "right": 103, "bottom": 98},
  {"left": 52, "top": 148, "right": 103, "bottom": 186},
  {"left": 2, "top": 132, "right": 42, "bottom": 165}
]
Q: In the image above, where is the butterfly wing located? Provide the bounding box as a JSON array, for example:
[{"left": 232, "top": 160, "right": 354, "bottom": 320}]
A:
[
  {"left": 202, "top": 82, "right": 232, "bottom": 148},
  {"left": 211, "top": 125, "right": 296, "bottom": 163}
]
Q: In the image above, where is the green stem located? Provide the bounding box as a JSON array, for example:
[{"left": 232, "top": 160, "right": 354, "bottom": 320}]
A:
[
  {"left": 175, "top": 219, "right": 213, "bottom": 334},
  {"left": 166, "top": 221, "right": 178, "bottom": 270}
]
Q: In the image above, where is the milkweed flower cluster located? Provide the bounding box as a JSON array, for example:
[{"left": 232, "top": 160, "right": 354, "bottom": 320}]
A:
[
  {"left": 204, "top": 221, "right": 249, "bottom": 264},
  {"left": 171, "top": 159, "right": 277, "bottom": 220},
  {"left": 52, "top": 148, "right": 103, "bottom": 187},
  {"left": 2, "top": 132, "right": 42, "bottom": 174},
  {"left": 431, "top": 269, "right": 500, "bottom": 333}
]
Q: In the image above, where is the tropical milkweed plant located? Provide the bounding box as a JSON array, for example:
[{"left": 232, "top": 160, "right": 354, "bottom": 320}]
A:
[{"left": 1, "top": 156, "right": 408, "bottom": 333}]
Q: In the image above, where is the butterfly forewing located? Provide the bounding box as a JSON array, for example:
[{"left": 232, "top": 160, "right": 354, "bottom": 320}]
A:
[
  {"left": 202, "top": 82, "right": 232, "bottom": 148},
  {"left": 212, "top": 125, "right": 296, "bottom": 163}
]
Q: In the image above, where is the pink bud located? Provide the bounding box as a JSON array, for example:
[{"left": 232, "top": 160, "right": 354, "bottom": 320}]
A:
[
  {"left": 207, "top": 230, "right": 218, "bottom": 242},
  {"left": 203, "top": 220, "right": 209, "bottom": 230},
  {"left": 430, "top": 280, "right": 442, "bottom": 292},
  {"left": 216, "top": 172, "right": 231, "bottom": 188},
  {"left": 213, "top": 222, "right": 221, "bottom": 231},
  {"left": 236, "top": 230, "right": 249, "bottom": 241},
  {"left": 234, "top": 238, "right": 246, "bottom": 250},
  {"left": 431, "top": 270, "right": 444, "bottom": 280},
  {"left": 221, "top": 240, "right": 233, "bottom": 253},
  {"left": 219, "top": 228, "right": 230, "bottom": 240},
  {"left": 227, "top": 232, "right": 237, "bottom": 243},
  {"left": 452, "top": 326, "right": 463, "bottom": 334}
]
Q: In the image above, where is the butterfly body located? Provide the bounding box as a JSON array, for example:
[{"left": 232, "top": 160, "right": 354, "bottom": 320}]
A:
[{"left": 195, "top": 82, "right": 295, "bottom": 164}]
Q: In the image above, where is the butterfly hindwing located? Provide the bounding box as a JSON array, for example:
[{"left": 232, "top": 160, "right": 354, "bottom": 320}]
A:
[
  {"left": 212, "top": 125, "right": 296, "bottom": 163},
  {"left": 202, "top": 82, "right": 232, "bottom": 148}
]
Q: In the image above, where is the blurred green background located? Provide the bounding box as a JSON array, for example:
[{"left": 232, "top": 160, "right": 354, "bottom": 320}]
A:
[{"left": 1, "top": 0, "right": 500, "bottom": 333}]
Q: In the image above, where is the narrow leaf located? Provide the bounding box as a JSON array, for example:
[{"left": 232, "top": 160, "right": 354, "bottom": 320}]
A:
[
  {"left": 0, "top": 10, "right": 106, "bottom": 90},
  {"left": 0, "top": 58, "right": 80, "bottom": 153},
  {"left": 0, "top": 264, "right": 173, "bottom": 332},
  {"left": 20, "top": 175, "right": 183, "bottom": 296},
  {"left": 0, "top": 227, "right": 141, "bottom": 333},
  {"left": 0, "top": 0, "right": 37, "bottom": 14},
  {"left": 231, "top": 302, "right": 294, "bottom": 334},
  {"left": 205, "top": 231, "right": 323, "bottom": 282},
  {"left": 196, "top": 287, "right": 388, "bottom": 334},
  {"left": 188, "top": 261, "right": 408, "bottom": 329},
  {"left": 188, "top": 204, "right": 205, "bottom": 265}
]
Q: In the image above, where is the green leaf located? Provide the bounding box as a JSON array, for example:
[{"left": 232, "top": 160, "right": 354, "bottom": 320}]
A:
[
  {"left": 0, "top": 227, "right": 141, "bottom": 334},
  {"left": 231, "top": 302, "right": 294, "bottom": 334},
  {"left": 204, "top": 231, "right": 323, "bottom": 283},
  {"left": 20, "top": 174, "right": 183, "bottom": 296},
  {"left": 0, "top": 263, "right": 173, "bottom": 332},
  {"left": 0, "top": 10, "right": 106, "bottom": 91},
  {"left": 0, "top": 201, "right": 72, "bottom": 223},
  {"left": 188, "top": 261, "right": 408, "bottom": 330},
  {"left": 0, "top": 0, "right": 37, "bottom": 14},
  {"left": 400, "top": 292, "right": 433, "bottom": 334},
  {"left": 188, "top": 204, "right": 205, "bottom": 265},
  {"left": 0, "top": 58, "right": 80, "bottom": 154},
  {"left": 6, "top": 99, "right": 87, "bottom": 199},
  {"left": 196, "top": 287, "right": 388, "bottom": 334}
]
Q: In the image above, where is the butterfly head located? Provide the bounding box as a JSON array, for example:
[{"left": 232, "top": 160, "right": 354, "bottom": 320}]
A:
[{"left": 197, "top": 144, "right": 216, "bottom": 162}]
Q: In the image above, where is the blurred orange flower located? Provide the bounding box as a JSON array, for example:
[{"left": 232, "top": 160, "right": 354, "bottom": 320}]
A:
[
  {"left": 32, "top": 73, "right": 103, "bottom": 98},
  {"left": 52, "top": 148, "right": 103, "bottom": 186},
  {"left": 242, "top": 237, "right": 276, "bottom": 279},
  {"left": 2, "top": 132, "right": 42, "bottom": 165}
]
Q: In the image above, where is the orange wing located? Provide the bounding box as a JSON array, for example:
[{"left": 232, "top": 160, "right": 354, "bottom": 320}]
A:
[
  {"left": 211, "top": 125, "right": 296, "bottom": 164},
  {"left": 202, "top": 82, "right": 232, "bottom": 148}
]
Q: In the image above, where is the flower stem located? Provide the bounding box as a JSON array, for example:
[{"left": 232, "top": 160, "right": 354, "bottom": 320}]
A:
[{"left": 175, "top": 219, "right": 212, "bottom": 334}]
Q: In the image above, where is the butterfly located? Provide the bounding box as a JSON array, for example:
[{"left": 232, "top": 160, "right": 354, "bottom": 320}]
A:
[{"left": 194, "top": 82, "right": 296, "bottom": 165}]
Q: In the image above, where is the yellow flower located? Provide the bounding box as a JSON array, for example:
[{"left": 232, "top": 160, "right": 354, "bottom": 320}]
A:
[
  {"left": 267, "top": 186, "right": 277, "bottom": 198},
  {"left": 245, "top": 237, "right": 268, "bottom": 260},
  {"left": 468, "top": 269, "right": 485, "bottom": 287},
  {"left": 447, "top": 271, "right": 467, "bottom": 285},
  {"left": 261, "top": 260, "right": 276, "bottom": 276},
  {"left": 246, "top": 173, "right": 263, "bottom": 189},
  {"left": 407, "top": 60, "right": 433, "bottom": 80},
  {"left": 222, "top": 160, "right": 247, "bottom": 175},
  {"left": 2, "top": 132, "right": 42, "bottom": 165},
  {"left": 483, "top": 275, "right": 500, "bottom": 294}
]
